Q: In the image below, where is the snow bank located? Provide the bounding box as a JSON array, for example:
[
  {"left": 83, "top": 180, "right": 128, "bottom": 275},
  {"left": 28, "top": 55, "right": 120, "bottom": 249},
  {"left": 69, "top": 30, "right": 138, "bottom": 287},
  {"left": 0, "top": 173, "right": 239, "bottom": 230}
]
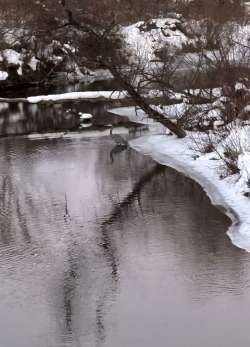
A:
[
  {"left": 109, "top": 101, "right": 224, "bottom": 130},
  {"left": 109, "top": 103, "right": 186, "bottom": 122},
  {"left": 26, "top": 91, "right": 128, "bottom": 103},
  {"left": 130, "top": 133, "right": 250, "bottom": 252},
  {"left": 1, "top": 89, "right": 169, "bottom": 104}
]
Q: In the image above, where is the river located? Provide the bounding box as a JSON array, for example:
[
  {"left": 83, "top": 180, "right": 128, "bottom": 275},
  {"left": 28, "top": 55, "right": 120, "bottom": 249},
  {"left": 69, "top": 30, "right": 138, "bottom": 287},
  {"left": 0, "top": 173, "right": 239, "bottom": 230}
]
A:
[
  {"left": 1, "top": 130, "right": 250, "bottom": 347},
  {"left": 1, "top": 80, "right": 250, "bottom": 346}
]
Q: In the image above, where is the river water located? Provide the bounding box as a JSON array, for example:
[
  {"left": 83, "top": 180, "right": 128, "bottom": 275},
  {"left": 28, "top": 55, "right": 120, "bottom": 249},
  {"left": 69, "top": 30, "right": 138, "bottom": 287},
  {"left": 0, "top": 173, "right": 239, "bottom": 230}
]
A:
[
  {"left": 0, "top": 79, "right": 129, "bottom": 137},
  {"left": 1, "top": 131, "right": 250, "bottom": 347},
  {"left": 1, "top": 80, "right": 250, "bottom": 346}
]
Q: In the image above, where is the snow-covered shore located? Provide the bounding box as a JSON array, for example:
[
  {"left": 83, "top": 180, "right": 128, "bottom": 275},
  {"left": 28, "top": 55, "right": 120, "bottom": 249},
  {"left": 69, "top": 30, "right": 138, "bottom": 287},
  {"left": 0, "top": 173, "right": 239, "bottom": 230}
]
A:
[
  {"left": 130, "top": 133, "right": 250, "bottom": 252},
  {"left": 0, "top": 89, "right": 169, "bottom": 104},
  {"left": 0, "top": 91, "right": 129, "bottom": 104},
  {"left": 27, "top": 91, "right": 128, "bottom": 103}
]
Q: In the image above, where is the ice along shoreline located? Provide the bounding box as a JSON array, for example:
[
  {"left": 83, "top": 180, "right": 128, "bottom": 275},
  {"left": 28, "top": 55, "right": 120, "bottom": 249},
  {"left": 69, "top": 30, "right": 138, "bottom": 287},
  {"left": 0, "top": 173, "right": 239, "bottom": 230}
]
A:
[{"left": 130, "top": 134, "right": 250, "bottom": 252}]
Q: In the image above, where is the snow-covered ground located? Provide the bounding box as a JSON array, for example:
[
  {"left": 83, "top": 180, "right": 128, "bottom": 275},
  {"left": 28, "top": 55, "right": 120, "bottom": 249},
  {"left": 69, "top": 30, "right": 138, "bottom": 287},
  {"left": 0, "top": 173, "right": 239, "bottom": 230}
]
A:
[
  {"left": 109, "top": 104, "right": 185, "bottom": 125},
  {"left": 27, "top": 91, "right": 128, "bottom": 103},
  {"left": 0, "top": 91, "right": 128, "bottom": 104},
  {"left": 123, "top": 17, "right": 189, "bottom": 62},
  {"left": 108, "top": 97, "right": 224, "bottom": 130},
  {"left": 130, "top": 132, "right": 250, "bottom": 252}
]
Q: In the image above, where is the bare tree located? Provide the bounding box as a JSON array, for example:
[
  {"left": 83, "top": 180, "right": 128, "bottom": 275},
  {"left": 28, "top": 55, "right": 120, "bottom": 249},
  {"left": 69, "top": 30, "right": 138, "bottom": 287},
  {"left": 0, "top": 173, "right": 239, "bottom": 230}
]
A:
[
  {"left": 1, "top": 0, "right": 248, "bottom": 137},
  {"left": 31, "top": 0, "right": 187, "bottom": 137}
]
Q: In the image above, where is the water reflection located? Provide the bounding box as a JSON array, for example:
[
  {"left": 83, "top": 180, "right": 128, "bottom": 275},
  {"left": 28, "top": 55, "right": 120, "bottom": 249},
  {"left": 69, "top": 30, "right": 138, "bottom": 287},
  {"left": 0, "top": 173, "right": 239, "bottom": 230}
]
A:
[
  {"left": 0, "top": 79, "right": 120, "bottom": 99},
  {"left": 0, "top": 99, "right": 140, "bottom": 137},
  {"left": 0, "top": 79, "right": 131, "bottom": 138},
  {"left": 0, "top": 136, "right": 249, "bottom": 347}
]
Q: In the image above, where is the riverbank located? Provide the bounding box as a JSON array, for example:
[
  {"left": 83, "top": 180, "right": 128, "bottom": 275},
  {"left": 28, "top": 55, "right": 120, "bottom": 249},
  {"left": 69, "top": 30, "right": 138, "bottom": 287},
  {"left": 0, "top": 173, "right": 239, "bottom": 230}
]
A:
[
  {"left": 0, "top": 91, "right": 128, "bottom": 104},
  {"left": 0, "top": 89, "right": 182, "bottom": 104},
  {"left": 130, "top": 133, "right": 250, "bottom": 252}
]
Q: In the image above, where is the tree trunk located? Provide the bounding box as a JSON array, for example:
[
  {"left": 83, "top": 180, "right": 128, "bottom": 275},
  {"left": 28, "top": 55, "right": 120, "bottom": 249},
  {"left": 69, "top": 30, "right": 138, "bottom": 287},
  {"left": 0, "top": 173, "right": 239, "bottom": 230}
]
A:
[{"left": 110, "top": 67, "right": 186, "bottom": 138}]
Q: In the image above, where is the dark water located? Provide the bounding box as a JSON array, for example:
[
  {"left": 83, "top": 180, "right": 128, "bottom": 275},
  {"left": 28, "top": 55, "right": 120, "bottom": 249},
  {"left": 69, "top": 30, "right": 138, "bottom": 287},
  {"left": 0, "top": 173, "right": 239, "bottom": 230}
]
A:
[
  {"left": 0, "top": 79, "right": 120, "bottom": 98},
  {"left": 0, "top": 79, "right": 131, "bottom": 138},
  {"left": 0, "top": 135, "right": 250, "bottom": 347},
  {"left": 0, "top": 100, "right": 138, "bottom": 137}
]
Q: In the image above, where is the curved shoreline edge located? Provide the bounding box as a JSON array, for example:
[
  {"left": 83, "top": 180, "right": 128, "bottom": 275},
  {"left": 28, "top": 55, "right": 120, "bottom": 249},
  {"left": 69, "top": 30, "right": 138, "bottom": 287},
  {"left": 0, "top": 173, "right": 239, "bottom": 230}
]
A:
[{"left": 130, "top": 134, "right": 250, "bottom": 252}]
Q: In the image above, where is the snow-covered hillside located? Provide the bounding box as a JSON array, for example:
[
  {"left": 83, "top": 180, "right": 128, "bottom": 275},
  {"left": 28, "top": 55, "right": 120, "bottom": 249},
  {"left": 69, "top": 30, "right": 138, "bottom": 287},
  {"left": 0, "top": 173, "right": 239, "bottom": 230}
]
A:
[{"left": 122, "top": 16, "right": 190, "bottom": 61}]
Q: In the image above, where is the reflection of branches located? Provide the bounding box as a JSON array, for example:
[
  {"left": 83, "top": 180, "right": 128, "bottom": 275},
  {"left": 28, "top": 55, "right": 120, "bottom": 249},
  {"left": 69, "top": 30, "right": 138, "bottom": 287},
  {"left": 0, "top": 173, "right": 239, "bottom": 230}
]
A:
[
  {"left": 95, "top": 298, "right": 106, "bottom": 344},
  {"left": 96, "top": 163, "right": 165, "bottom": 345},
  {"left": 0, "top": 177, "right": 11, "bottom": 243},
  {"left": 63, "top": 250, "right": 79, "bottom": 334},
  {"left": 98, "top": 164, "right": 166, "bottom": 278},
  {"left": 61, "top": 196, "right": 80, "bottom": 347},
  {"left": 64, "top": 193, "right": 71, "bottom": 222},
  {"left": 16, "top": 197, "right": 31, "bottom": 243},
  {"left": 101, "top": 163, "right": 165, "bottom": 227}
]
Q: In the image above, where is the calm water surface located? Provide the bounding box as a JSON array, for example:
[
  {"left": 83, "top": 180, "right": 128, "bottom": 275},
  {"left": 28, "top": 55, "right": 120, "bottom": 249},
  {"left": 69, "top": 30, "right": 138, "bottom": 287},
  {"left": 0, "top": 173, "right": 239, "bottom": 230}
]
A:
[
  {"left": 0, "top": 100, "right": 133, "bottom": 137},
  {"left": 0, "top": 135, "right": 250, "bottom": 347},
  {"left": 0, "top": 79, "right": 129, "bottom": 137}
]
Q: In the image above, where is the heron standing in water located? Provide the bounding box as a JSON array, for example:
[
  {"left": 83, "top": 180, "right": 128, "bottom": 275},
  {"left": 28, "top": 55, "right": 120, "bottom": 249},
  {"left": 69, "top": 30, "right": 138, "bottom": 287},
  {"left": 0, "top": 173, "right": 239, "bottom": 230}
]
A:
[{"left": 110, "top": 127, "right": 128, "bottom": 146}]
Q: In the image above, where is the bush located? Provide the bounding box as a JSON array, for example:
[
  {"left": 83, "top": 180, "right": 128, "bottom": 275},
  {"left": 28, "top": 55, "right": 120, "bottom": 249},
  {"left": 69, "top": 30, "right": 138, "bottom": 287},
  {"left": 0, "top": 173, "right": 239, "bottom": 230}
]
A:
[{"left": 191, "top": 125, "right": 250, "bottom": 177}]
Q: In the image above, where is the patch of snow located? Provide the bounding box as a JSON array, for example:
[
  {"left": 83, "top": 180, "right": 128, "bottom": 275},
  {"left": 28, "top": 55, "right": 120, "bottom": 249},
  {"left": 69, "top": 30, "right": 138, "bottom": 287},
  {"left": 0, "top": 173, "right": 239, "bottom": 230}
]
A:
[
  {"left": 235, "top": 82, "right": 247, "bottom": 91},
  {"left": 50, "top": 55, "right": 63, "bottom": 64},
  {"left": 240, "top": 104, "right": 250, "bottom": 115},
  {"left": 0, "top": 71, "right": 8, "bottom": 81},
  {"left": 109, "top": 106, "right": 157, "bottom": 125},
  {"left": 63, "top": 43, "right": 76, "bottom": 54},
  {"left": 28, "top": 57, "right": 39, "bottom": 71},
  {"left": 185, "top": 87, "right": 222, "bottom": 99},
  {"left": 2, "top": 49, "right": 22, "bottom": 66},
  {"left": 27, "top": 132, "right": 65, "bottom": 140},
  {"left": 79, "top": 112, "right": 93, "bottom": 120},
  {"left": 214, "top": 120, "right": 225, "bottom": 128},
  {"left": 17, "top": 66, "right": 23, "bottom": 76},
  {"left": 79, "top": 123, "right": 92, "bottom": 129}
]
